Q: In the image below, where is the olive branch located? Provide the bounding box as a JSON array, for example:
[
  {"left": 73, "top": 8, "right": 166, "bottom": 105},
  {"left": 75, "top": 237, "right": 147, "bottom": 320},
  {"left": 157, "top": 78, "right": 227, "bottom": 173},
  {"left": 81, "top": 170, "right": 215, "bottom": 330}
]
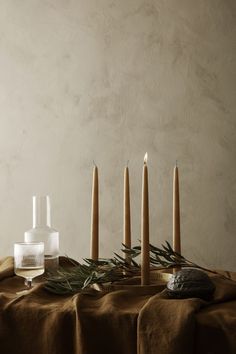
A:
[{"left": 45, "top": 241, "right": 228, "bottom": 295}]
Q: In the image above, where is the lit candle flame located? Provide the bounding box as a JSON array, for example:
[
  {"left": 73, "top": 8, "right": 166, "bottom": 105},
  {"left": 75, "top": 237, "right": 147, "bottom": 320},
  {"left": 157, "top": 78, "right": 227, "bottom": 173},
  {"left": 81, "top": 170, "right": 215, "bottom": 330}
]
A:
[{"left": 144, "top": 152, "right": 148, "bottom": 164}]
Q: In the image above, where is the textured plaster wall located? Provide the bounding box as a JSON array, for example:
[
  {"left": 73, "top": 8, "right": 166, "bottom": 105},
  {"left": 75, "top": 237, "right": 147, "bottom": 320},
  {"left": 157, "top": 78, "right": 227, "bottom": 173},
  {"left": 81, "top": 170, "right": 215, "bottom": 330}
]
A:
[{"left": 0, "top": 1, "right": 235, "bottom": 269}]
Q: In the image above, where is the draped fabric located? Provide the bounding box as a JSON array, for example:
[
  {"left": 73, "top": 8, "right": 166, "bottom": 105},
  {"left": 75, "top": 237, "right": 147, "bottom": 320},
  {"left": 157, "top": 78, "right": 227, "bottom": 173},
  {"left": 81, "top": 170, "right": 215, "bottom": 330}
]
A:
[{"left": 0, "top": 257, "right": 235, "bottom": 354}]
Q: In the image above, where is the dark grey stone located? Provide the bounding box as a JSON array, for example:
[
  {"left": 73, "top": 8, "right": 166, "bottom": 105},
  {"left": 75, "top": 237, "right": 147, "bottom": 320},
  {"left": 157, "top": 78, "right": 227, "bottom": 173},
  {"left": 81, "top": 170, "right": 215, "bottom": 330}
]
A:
[{"left": 167, "top": 268, "right": 215, "bottom": 300}]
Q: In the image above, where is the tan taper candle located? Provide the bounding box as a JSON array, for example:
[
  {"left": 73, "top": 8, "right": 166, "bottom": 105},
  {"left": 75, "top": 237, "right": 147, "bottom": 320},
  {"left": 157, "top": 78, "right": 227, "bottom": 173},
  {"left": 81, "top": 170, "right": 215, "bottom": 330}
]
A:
[
  {"left": 141, "top": 153, "right": 150, "bottom": 285},
  {"left": 124, "top": 166, "right": 131, "bottom": 263},
  {"left": 90, "top": 165, "right": 99, "bottom": 260},
  {"left": 173, "top": 162, "right": 181, "bottom": 255}
]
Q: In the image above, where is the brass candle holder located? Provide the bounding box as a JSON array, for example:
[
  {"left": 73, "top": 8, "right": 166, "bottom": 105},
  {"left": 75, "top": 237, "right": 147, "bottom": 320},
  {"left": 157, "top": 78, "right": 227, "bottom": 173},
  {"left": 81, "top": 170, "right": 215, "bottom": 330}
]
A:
[{"left": 92, "top": 269, "right": 172, "bottom": 294}]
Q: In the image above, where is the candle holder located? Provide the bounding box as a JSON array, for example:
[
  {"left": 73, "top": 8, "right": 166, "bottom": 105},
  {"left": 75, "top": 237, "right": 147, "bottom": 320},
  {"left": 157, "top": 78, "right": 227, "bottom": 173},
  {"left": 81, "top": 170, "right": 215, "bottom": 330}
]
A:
[{"left": 92, "top": 269, "right": 172, "bottom": 294}]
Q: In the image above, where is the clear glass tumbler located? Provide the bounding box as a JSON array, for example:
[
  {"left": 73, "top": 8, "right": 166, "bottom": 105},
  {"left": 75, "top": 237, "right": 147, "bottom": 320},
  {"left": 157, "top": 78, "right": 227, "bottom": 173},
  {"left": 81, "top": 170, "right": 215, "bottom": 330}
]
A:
[{"left": 14, "top": 242, "right": 45, "bottom": 289}]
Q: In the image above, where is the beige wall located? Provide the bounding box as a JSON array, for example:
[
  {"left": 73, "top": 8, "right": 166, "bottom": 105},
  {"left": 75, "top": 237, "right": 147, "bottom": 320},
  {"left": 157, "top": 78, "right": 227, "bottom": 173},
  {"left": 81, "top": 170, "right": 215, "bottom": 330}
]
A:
[{"left": 0, "top": 1, "right": 235, "bottom": 270}]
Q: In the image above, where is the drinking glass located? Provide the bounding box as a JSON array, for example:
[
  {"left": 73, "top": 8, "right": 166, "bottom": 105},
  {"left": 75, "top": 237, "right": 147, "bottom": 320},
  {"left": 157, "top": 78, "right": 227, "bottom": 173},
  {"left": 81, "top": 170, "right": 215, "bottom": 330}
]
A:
[{"left": 14, "top": 242, "right": 44, "bottom": 289}]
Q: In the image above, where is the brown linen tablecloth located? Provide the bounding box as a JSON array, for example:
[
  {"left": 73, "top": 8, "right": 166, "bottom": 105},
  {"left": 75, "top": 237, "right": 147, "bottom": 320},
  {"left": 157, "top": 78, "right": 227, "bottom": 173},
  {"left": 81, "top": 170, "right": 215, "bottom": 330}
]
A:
[{"left": 0, "top": 257, "right": 235, "bottom": 354}]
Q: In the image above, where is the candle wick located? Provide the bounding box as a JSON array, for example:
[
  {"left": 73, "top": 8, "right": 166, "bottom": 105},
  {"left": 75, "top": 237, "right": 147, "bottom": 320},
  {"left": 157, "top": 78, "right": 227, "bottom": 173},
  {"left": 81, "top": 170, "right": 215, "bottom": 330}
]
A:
[
  {"left": 176, "top": 160, "right": 178, "bottom": 167},
  {"left": 93, "top": 160, "right": 97, "bottom": 167},
  {"left": 127, "top": 160, "right": 129, "bottom": 167}
]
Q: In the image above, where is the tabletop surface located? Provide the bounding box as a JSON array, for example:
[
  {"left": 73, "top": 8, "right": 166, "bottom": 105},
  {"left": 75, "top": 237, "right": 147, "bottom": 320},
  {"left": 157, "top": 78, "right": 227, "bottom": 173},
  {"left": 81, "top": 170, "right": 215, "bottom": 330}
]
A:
[{"left": 0, "top": 257, "right": 236, "bottom": 354}]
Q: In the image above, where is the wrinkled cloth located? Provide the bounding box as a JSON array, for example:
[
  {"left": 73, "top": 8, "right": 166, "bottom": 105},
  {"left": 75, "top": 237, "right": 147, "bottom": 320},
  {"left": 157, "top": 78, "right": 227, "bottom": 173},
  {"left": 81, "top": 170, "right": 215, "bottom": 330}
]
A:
[
  {"left": 0, "top": 257, "right": 235, "bottom": 354},
  {"left": 138, "top": 272, "right": 236, "bottom": 354}
]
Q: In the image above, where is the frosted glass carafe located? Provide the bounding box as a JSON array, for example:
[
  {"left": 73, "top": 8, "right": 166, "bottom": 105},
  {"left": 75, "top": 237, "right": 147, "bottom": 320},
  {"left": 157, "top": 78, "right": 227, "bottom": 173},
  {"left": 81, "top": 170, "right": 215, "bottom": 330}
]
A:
[{"left": 24, "top": 196, "right": 59, "bottom": 270}]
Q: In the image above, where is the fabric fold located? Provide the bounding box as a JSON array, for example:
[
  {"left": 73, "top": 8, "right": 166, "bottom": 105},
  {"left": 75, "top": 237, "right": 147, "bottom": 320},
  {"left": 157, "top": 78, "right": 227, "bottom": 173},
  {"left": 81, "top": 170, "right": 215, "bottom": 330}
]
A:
[{"left": 138, "top": 276, "right": 236, "bottom": 354}]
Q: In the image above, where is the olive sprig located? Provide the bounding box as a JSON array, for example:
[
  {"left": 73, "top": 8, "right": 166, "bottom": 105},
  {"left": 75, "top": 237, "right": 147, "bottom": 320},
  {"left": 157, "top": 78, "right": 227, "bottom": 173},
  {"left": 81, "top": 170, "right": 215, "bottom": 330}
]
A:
[{"left": 45, "top": 241, "right": 230, "bottom": 295}]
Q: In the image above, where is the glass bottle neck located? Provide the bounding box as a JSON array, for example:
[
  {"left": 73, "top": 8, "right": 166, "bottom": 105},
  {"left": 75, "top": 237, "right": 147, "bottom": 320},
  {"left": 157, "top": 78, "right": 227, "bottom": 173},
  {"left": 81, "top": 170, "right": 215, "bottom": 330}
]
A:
[{"left": 33, "top": 195, "right": 51, "bottom": 228}]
